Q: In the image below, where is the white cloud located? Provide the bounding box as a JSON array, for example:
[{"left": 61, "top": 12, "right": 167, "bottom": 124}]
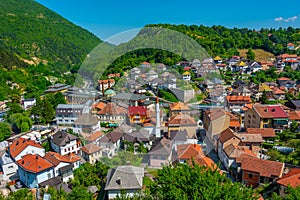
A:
[{"left": 275, "top": 15, "right": 298, "bottom": 22}]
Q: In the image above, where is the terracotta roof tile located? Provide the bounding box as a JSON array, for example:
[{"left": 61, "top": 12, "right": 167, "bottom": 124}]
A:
[
  {"left": 254, "top": 104, "right": 288, "bottom": 119},
  {"left": 81, "top": 143, "right": 102, "bottom": 154},
  {"left": 277, "top": 168, "right": 300, "bottom": 188},
  {"left": 288, "top": 110, "right": 300, "bottom": 120},
  {"left": 246, "top": 128, "right": 276, "bottom": 138},
  {"left": 241, "top": 156, "right": 284, "bottom": 178},
  {"left": 128, "top": 106, "right": 147, "bottom": 116},
  {"left": 95, "top": 102, "right": 106, "bottom": 110},
  {"left": 168, "top": 113, "right": 196, "bottom": 125},
  {"left": 17, "top": 154, "right": 53, "bottom": 173},
  {"left": 169, "top": 102, "right": 190, "bottom": 111},
  {"left": 98, "top": 102, "right": 127, "bottom": 115},
  {"left": 98, "top": 79, "right": 115, "bottom": 84},
  {"left": 204, "top": 108, "right": 226, "bottom": 121},
  {"left": 9, "top": 138, "right": 43, "bottom": 159},
  {"left": 219, "top": 128, "right": 237, "bottom": 144},
  {"left": 44, "top": 151, "right": 80, "bottom": 165},
  {"left": 177, "top": 144, "right": 203, "bottom": 160},
  {"left": 85, "top": 131, "right": 104, "bottom": 142}
]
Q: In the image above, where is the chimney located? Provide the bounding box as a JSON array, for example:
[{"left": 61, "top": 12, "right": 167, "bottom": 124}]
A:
[
  {"left": 36, "top": 155, "right": 38, "bottom": 159},
  {"left": 116, "top": 178, "right": 121, "bottom": 185}
]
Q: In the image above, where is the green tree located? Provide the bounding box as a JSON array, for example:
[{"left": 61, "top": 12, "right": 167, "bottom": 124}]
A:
[
  {"left": 42, "top": 99, "right": 54, "bottom": 124},
  {"left": 0, "top": 122, "right": 12, "bottom": 141},
  {"left": 68, "top": 187, "right": 92, "bottom": 200},
  {"left": 260, "top": 90, "right": 268, "bottom": 104},
  {"left": 147, "top": 164, "right": 257, "bottom": 200}
]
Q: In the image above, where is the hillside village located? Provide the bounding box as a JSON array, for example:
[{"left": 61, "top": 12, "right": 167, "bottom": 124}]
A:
[{"left": 1, "top": 52, "right": 300, "bottom": 199}]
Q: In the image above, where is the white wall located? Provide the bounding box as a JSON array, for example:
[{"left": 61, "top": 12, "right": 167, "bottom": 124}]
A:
[{"left": 15, "top": 146, "right": 45, "bottom": 161}]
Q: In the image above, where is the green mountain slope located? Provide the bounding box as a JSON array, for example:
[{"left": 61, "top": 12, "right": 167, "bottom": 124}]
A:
[{"left": 0, "top": 0, "right": 101, "bottom": 68}]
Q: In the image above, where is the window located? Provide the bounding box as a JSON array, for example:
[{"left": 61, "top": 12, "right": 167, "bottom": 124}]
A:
[
  {"left": 8, "top": 165, "right": 14, "bottom": 169},
  {"left": 48, "top": 173, "right": 51, "bottom": 179},
  {"left": 248, "top": 173, "right": 253, "bottom": 179}
]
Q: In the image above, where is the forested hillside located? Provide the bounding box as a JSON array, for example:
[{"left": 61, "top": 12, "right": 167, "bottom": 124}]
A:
[{"left": 0, "top": 0, "right": 101, "bottom": 68}]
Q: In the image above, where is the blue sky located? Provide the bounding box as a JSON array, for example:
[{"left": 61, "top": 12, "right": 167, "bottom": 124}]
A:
[{"left": 36, "top": 0, "right": 300, "bottom": 40}]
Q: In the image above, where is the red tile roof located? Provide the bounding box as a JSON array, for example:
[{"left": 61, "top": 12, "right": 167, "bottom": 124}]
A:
[
  {"left": 95, "top": 102, "right": 106, "bottom": 110},
  {"left": 85, "top": 131, "right": 104, "bottom": 142},
  {"left": 177, "top": 144, "right": 203, "bottom": 160},
  {"left": 44, "top": 151, "right": 80, "bottom": 166},
  {"left": 277, "top": 77, "right": 290, "bottom": 81},
  {"left": 226, "top": 95, "right": 251, "bottom": 103},
  {"left": 277, "top": 168, "right": 300, "bottom": 188},
  {"left": 169, "top": 102, "right": 190, "bottom": 111},
  {"left": 81, "top": 143, "right": 102, "bottom": 154},
  {"left": 273, "top": 88, "right": 285, "bottom": 95},
  {"left": 278, "top": 54, "right": 297, "bottom": 59},
  {"left": 205, "top": 108, "right": 226, "bottom": 121},
  {"left": 241, "top": 156, "right": 284, "bottom": 178},
  {"left": 254, "top": 104, "right": 288, "bottom": 119},
  {"left": 9, "top": 138, "right": 43, "bottom": 159},
  {"left": 288, "top": 110, "right": 300, "bottom": 120},
  {"left": 168, "top": 113, "right": 196, "bottom": 125},
  {"left": 98, "top": 79, "right": 115, "bottom": 84},
  {"left": 128, "top": 106, "right": 147, "bottom": 116},
  {"left": 219, "top": 128, "right": 237, "bottom": 144},
  {"left": 17, "top": 154, "right": 53, "bottom": 173},
  {"left": 246, "top": 128, "right": 276, "bottom": 138},
  {"left": 98, "top": 102, "right": 127, "bottom": 115}
]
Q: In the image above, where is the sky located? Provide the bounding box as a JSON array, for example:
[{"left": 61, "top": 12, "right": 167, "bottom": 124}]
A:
[{"left": 36, "top": 0, "right": 300, "bottom": 40}]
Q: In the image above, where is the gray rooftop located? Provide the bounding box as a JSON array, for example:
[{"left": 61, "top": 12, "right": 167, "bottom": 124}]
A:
[
  {"left": 105, "top": 165, "right": 144, "bottom": 191},
  {"left": 111, "top": 93, "right": 148, "bottom": 101}
]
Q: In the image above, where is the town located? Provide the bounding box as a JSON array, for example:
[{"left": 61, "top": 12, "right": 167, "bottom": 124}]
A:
[{"left": 1, "top": 51, "right": 300, "bottom": 199}]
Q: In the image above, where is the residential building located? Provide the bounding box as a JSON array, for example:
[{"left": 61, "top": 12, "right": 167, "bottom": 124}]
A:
[
  {"left": 129, "top": 67, "right": 141, "bottom": 80},
  {"left": 73, "top": 113, "right": 100, "bottom": 134},
  {"left": 44, "top": 83, "right": 71, "bottom": 94},
  {"left": 97, "top": 102, "right": 127, "bottom": 126},
  {"left": 8, "top": 138, "right": 45, "bottom": 161},
  {"left": 81, "top": 143, "right": 102, "bottom": 164},
  {"left": 84, "top": 131, "right": 104, "bottom": 146},
  {"left": 44, "top": 151, "right": 79, "bottom": 183},
  {"left": 244, "top": 104, "right": 289, "bottom": 132},
  {"left": 240, "top": 155, "right": 284, "bottom": 187},
  {"left": 97, "top": 79, "right": 115, "bottom": 94},
  {"left": 148, "top": 138, "right": 173, "bottom": 168},
  {"left": 50, "top": 131, "right": 81, "bottom": 156},
  {"left": 22, "top": 98, "right": 36, "bottom": 110},
  {"left": 168, "top": 113, "right": 197, "bottom": 138},
  {"left": 105, "top": 165, "right": 144, "bottom": 200},
  {"left": 17, "top": 154, "right": 54, "bottom": 188},
  {"left": 246, "top": 128, "right": 276, "bottom": 140},
  {"left": 55, "top": 104, "right": 90, "bottom": 126},
  {"left": 225, "top": 96, "right": 252, "bottom": 112},
  {"left": 182, "top": 71, "right": 191, "bottom": 81},
  {"left": 203, "top": 108, "right": 230, "bottom": 145},
  {"left": 111, "top": 93, "right": 149, "bottom": 106},
  {"left": 285, "top": 100, "right": 300, "bottom": 110},
  {"left": 44, "top": 151, "right": 80, "bottom": 171},
  {"left": 169, "top": 102, "right": 190, "bottom": 116},
  {"left": 128, "top": 106, "right": 147, "bottom": 125},
  {"left": 63, "top": 87, "right": 101, "bottom": 104},
  {"left": 0, "top": 151, "right": 18, "bottom": 179},
  {"left": 99, "top": 130, "right": 123, "bottom": 158},
  {"left": 277, "top": 168, "right": 300, "bottom": 197},
  {"left": 146, "top": 70, "right": 158, "bottom": 80}
]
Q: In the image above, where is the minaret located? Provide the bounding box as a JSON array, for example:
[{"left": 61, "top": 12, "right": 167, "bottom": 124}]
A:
[{"left": 155, "top": 96, "right": 161, "bottom": 138}]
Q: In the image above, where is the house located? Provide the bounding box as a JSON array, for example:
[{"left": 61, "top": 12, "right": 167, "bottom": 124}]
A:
[
  {"left": 63, "top": 87, "right": 101, "bottom": 104},
  {"left": 174, "top": 143, "right": 216, "bottom": 170},
  {"left": 236, "top": 133, "right": 263, "bottom": 155},
  {"left": 55, "top": 104, "right": 90, "bottom": 126},
  {"left": 22, "top": 98, "right": 36, "bottom": 110},
  {"left": 148, "top": 138, "right": 173, "bottom": 168},
  {"left": 50, "top": 131, "right": 81, "bottom": 156},
  {"left": 287, "top": 43, "right": 295, "bottom": 50},
  {"left": 105, "top": 165, "right": 144, "bottom": 200},
  {"left": 130, "top": 67, "right": 141, "bottom": 80},
  {"left": 240, "top": 155, "right": 284, "bottom": 187},
  {"left": 0, "top": 101, "right": 6, "bottom": 111},
  {"left": 84, "top": 131, "right": 104, "bottom": 146},
  {"left": 169, "top": 130, "right": 187, "bottom": 146},
  {"left": 225, "top": 96, "right": 252, "bottom": 112},
  {"left": 44, "top": 151, "right": 79, "bottom": 182},
  {"left": 272, "top": 87, "right": 286, "bottom": 100},
  {"left": 156, "top": 63, "right": 166, "bottom": 73},
  {"left": 8, "top": 138, "right": 45, "bottom": 161},
  {"left": 128, "top": 106, "right": 147, "bottom": 125},
  {"left": 97, "top": 79, "right": 115, "bottom": 94},
  {"left": 44, "top": 151, "right": 80, "bottom": 171},
  {"left": 213, "top": 56, "right": 222, "bottom": 64},
  {"left": 97, "top": 102, "right": 127, "bottom": 126},
  {"left": 285, "top": 100, "right": 300, "bottom": 110},
  {"left": 288, "top": 110, "right": 300, "bottom": 126},
  {"left": 146, "top": 70, "right": 158, "bottom": 80},
  {"left": 246, "top": 128, "right": 276, "bottom": 140},
  {"left": 182, "top": 71, "right": 191, "bottom": 81},
  {"left": 169, "top": 102, "right": 190, "bottom": 116},
  {"left": 250, "top": 83, "right": 273, "bottom": 101},
  {"left": 81, "top": 143, "right": 102, "bottom": 164},
  {"left": 0, "top": 150, "right": 18, "bottom": 179},
  {"left": 73, "top": 114, "right": 100, "bottom": 134},
  {"left": 107, "top": 73, "right": 121, "bottom": 78},
  {"left": 99, "top": 130, "right": 123, "bottom": 158},
  {"left": 227, "top": 112, "right": 241, "bottom": 131},
  {"left": 45, "top": 83, "right": 71, "bottom": 94},
  {"left": 17, "top": 154, "right": 54, "bottom": 188},
  {"left": 203, "top": 108, "right": 230, "bottom": 145},
  {"left": 231, "top": 86, "right": 252, "bottom": 97},
  {"left": 277, "top": 168, "right": 300, "bottom": 197},
  {"left": 244, "top": 104, "right": 289, "bottom": 132},
  {"left": 168, "top": 113, "right": 197, "bottom": 138}
]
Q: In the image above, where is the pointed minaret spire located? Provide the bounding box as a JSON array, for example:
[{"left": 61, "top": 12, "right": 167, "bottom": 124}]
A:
[{"left": 155, "top": 96, "right": 161, "bottom": 138}]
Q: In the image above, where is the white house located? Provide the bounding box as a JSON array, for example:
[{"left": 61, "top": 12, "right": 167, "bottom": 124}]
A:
[
  {"left": 72, "top": 113, "right": 100, "bottom": 134},
  {"left": 182, "top": 71, "right": 191, "bottom": 81},
  {"left": 105, "top": 165, "right": 144, "bottom": 200},
  {"left": 55, "top": 104, "right": 90, "bottom": 126},
  {"left": 81, "top": 143, "right": 102, "bottom": 165},
  {"left": 17, "top": 154, "right": 54, "bottom": 188},
  {"left": 0, "top": 151, "right": 18, "bottom": 180},
  {"left": 23, "top": 98, "right": 36, "bottom": 110},
  {"left": 50, "top": 131, "right": 81, "bottom": 156},
  {"left": 8, "top": 138, "right": 45, "bottom": 161}
]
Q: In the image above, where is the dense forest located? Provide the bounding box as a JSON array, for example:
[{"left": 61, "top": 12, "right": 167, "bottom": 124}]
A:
[{"left": 0, "top": 0, "right": 101, "bottom": 68}]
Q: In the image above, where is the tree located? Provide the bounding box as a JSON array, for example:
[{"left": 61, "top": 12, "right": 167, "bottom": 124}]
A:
[
  {"left": 246, "top": 48, "right": 255, "bottom": 61},
  {"left": 68, "top": 186, "right": 93, "bottom": 200},
  {"left": 146, "top": 164, "right": 257, "bottom": 200},
  {"left": 0, "top": 122, "right": 12, "bottom": 141},
  {"left": 290, "top": 120, "right": 299, "bottom": 132},
  {"left": 42, "top": 99, "right": 54, "bottom": 124},
  {"left": 260, "top": 90, "right": 268, "bottom": 104},
  {"left": 9, "top": 113, "right": 32, "bottom": 133}
]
